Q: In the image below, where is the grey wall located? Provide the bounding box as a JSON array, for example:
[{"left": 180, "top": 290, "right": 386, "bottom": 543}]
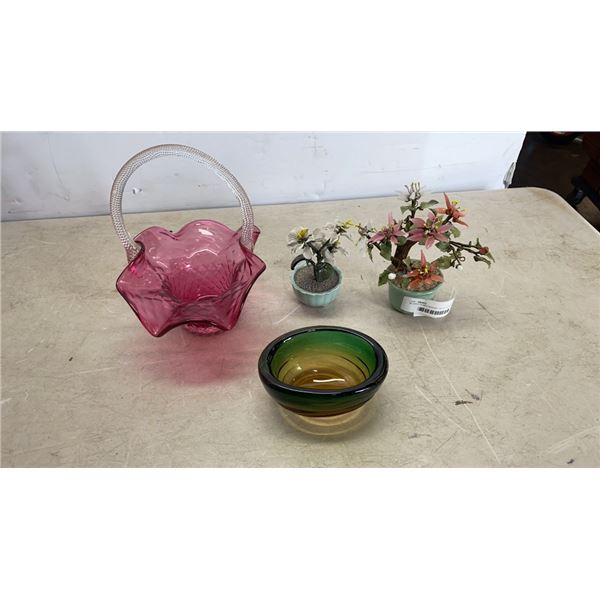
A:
[{"left": 1, "top": 132, "right": 525, "bottom": 220}]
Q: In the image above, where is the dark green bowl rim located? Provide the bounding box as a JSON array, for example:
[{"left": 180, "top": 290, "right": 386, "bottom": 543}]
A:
[{"left": 258, "top": 325, "right": 388, "bottom": 398}]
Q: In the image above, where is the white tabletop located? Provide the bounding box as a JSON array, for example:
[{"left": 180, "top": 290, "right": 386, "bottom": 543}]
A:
[{"left": 2, "top": 188, "right": 599, "bottom": 466}]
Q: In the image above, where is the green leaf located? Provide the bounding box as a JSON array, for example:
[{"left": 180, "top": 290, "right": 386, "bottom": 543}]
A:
[
  {"left": 367, "top": 243, "right": 374, "bottom": 262},
  {"left": 379, "top": 240, "right": 392, "bottom": 260},
  {"left": 474, "top": 255, "right": 492, "bottom": 267},
  {"left": 450, "top": 226, "right": 461, "bottom": 238},
  {"left": 395, "top": 236, "right": 407, "bottom": 246},
  {"left": 378, "top": 269, "right": 392, "bottom": 286},
  {"left": 486, "top": 251, "right": 495, "bottom": 262},
  {"left": 402, "top": 257, "right": 413, "bottom": 269},
  {"left": 436, "top": 241, "right": 450, "bottom": 252},
  {"left": 418, "top": 200, "right": 439, "bottom": 210},
  {"left": 290, "top": 255, "right": 306, "bottom": 270},
  {"left": 436, "top": 255, "right": 453, "bottom": 270},
  {"left": 400, "top": 206, "right": 412, "bottom": 213}
]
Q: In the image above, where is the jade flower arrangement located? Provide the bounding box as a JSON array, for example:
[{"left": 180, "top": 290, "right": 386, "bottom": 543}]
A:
[
  {"left": 356, "top": 182, "right": 494, "bottom": 293},
  {"left": 287, "top": 220, "right": 354, "bottom": 306}
]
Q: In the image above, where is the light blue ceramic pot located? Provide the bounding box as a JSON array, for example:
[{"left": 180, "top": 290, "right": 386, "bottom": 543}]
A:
[{"left": 290, "top": 264, "right": 343, "bottom": 307}]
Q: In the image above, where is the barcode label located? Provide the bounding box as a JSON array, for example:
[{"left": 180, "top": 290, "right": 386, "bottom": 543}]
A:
[
  {"left": 416, "top": 306, "right": 450, "bottom": 317},
  {"left": 400, "top": 295, "right": 455, "bottom": 318}
]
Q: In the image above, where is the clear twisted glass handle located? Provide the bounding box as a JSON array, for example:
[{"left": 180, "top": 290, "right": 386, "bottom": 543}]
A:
[{"left": 110, "top": 144, "right": 256, "bottom": 262}]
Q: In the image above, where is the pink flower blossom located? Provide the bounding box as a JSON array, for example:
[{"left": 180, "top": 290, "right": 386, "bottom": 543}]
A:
[
  {"left": 436, "top": 193, "right": 468, "bottom": 226},
  {"left": 404, "top": 250, "right": 443, "bottom": 290},
  {"left": 370, "top": 212, "right": 406, "bottom": 245},
  {"left": 407, "top": 210, "right": 452, "bottom": 249}
]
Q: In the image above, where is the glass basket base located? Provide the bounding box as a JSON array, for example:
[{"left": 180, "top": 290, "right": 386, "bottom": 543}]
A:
[{"left": 184, "top": 322, "right": 224, "bottom": 336}]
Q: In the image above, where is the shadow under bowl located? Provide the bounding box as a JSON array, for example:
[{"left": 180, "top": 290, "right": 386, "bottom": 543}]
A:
[{"left": 258, "top": 326, "right": 388, "bottom": 417}]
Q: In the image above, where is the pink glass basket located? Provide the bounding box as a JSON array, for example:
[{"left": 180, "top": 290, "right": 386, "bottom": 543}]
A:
[{"left": 110, "top": 144, "right": 266, "bottom": 337}]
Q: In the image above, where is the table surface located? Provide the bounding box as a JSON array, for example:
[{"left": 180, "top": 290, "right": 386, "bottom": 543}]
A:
[{"left": 2, "top": 188, "right": 599, "bottom": 467}]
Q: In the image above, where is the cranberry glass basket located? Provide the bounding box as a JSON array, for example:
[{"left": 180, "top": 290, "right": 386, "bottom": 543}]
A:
[{"left": 111, "top": 144, "right": 266, "bottom": 337}]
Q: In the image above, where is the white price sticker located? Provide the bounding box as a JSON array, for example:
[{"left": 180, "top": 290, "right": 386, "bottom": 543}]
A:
[{"left": 400, "top": 296, "right": 455, "bottom": 318}]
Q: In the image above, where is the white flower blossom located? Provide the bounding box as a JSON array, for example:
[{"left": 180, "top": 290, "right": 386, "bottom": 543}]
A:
[
  {"left": 328, "top": 218, "right": 355, "bottom": 241},
  {"left": 404, "top": 182, "right": 422, "bottom": 202},
  {"left": 287, "top": 219, "right": 354, "bottom": 271},
  {"left": 356, "top": 235, "right": 370, "bottom": 257},
  {"left": 302, "top": 246, "right": 314, "bottom": 260},
  {"left": 287, "top": 227, "right": 310, "bottom": 252},
  {"left": 354, "top": 221, "right": 374, "bottom": 256},
  {"left": 322, "top": 247, "right": 336, "bottom": 264},
  {"left": 311, "top": 227, "right": 328, "bottom": 243}
]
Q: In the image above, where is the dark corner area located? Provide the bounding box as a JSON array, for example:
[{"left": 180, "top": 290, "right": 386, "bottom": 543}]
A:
[{"left": 510, "top": 132, "right": 600, "bottom": 230}]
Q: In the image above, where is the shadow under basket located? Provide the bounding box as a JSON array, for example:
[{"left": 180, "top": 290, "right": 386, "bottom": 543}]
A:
[{"left": 258, "top": 326, "right": 388, "bottom": 417}]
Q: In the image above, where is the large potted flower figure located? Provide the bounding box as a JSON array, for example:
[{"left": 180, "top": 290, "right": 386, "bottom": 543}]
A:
[
  {"left": 287, "top": 220, "right": 354, "bottom": 307},
  {"left": 356, "top": 183, "right": 494, "bottom": 313}
]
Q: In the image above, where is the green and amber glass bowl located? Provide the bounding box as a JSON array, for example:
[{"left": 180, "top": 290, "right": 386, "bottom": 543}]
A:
[{"left": 258, "top": 326, "right": 388, "bottom": 417}]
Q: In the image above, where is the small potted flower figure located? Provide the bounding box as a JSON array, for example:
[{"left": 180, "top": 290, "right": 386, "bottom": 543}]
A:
[
  {"left": 357, "top": 183, "right": 494, "bottom": 313},
  {"left": 287, "top": 220, "right": 354, "bottom": 307}
]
